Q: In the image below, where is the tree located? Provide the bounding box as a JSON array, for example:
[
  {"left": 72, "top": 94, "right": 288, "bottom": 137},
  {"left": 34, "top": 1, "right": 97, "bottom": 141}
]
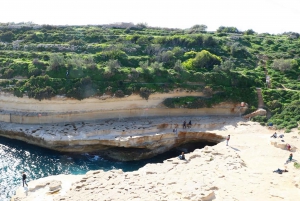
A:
[
  {"left": 173, "top": 60, "right": 184, "bottom": 72},
  {"left": 230, "top": 43, "right": 248, "bottom": 57},
  {"left": 213, "top": 60, "right": 235, "bottom": 71},
  {"left": 128, "top": 68, "right": 139, "bottom": 81},
  {"left": 28, "top": 68, "right": 42, "bottom": 77},
  {"left": 106, "top": 59, "right": 120, "bottom": 72},
  {"left": 48, "top": 53, "right": 65, "bottom": 71},
  {"left": 136, "top": 36, "right": 150, "bottom": 45},
  {"left": 271, "top": 59, "right": 298, "bottom": 72},
  {"left": 203, "top": 35, "right": 216, "bottom": 47},
  {"left": 244, "top": 29, "right": 255, "bottom": 35},
  {"left": 217, "top": 26, "right": 239, "bottom": 33},
  {"left": 156, "top": 51, "right": 175, "bottom": 66},
  {"left": 3, "top": 68, "right": 14, "bottom": 78},
  {"left": 139, "top": 87, "right": 151, "bottom": 100},
  {"left": 66, "top": 54, "right": 84, "bottom": 69},
  {"left": 136, "top": 22, "right": 148, "bottom": 29},
  {"left": 68, "top": 39, "right": 86, "bottom": 46},
  {"left": 0, "top": 31, "right": 14, "bottom": 42},
  {"left": 84, "top": 55, "right": 97, "bottom": 70},
  {"left": 189, "top": 50, "right": 222, "bottom": 70},
  {"left": 139, "top": 61, "right": 149, "bottom": 69},
  {"left": 188, "top": 24, "right": 207, "bottom": 33},
  {"left": 172, "top": 47, "right": 184, "bottom": 59}
]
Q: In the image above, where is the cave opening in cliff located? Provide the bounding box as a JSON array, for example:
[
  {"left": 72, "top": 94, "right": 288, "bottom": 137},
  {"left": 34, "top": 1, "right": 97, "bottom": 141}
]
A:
[{"left": 101, "top": 140, "right": 217, "bottom": 162}]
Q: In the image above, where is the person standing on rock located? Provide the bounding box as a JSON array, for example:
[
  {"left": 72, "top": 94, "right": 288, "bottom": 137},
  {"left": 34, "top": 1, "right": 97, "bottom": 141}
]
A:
[
  {"left": 22, "top": 172, "right": 28, "bottom": 187},
  {"left": 288, "top": 153, "right": 293, "bottom": 162},
  {"left": 188, "top": 120, "right": 192, "bottom": 128},
  {"left": 183, "top": 121, "right": 186, "bottom": 129},
  {"left": 226, "top": 135, "right": 230, "bottom": 146}
]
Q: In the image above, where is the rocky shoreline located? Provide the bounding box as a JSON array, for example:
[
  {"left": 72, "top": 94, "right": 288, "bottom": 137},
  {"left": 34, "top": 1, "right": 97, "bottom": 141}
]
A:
[{"left": 11, "top": 119, "right": 300, "bottom": 201}]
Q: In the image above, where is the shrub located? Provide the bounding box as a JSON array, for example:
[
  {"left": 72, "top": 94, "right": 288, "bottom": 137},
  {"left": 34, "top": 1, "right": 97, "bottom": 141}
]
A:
[
  {"left": 3, "top": 68, "right": 14, "bottom": 78},
  {"left": 32, "top": 58, "right": 47, "bottom": 69},
  {"left": 28, "top": 68, "right": 42, "bottom": 77},
  {"left": 139, "top": 87, "right": 151, "bottom": 100},
  {"left": 217, "top": 26, "right": 239, "bottom": 33},
  {"left": 203, "top": 86, "right": 213, "bottom": 97},
  {"left": 115, "top": 90, "right": 125, "bottom": 98},
  {"left": 183, "top": 50, "right": 222, "bottom": 71},
  {"left": 271, "top": 59, "right": 298, "bottom": 72},
  {"left": 68, "top": 39, "right": 86, "bottom": 46},
  {"left": 48, "top": 53, "right": 65, "bottom": 71},
  {"left": 0, "top": 31, "right": 14, "bottom": 42}
]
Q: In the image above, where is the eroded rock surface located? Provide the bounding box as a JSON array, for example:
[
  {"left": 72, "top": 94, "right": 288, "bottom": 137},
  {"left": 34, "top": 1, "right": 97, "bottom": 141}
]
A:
[
  {"left": 0, "top": 117, "right": 229, "bottom": 161},
  {"left": 11, "top": 120, "right": 300, "bottom": 201}
]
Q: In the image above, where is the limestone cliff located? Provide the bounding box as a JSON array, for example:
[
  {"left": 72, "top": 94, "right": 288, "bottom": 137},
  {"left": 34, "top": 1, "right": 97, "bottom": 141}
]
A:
[{"left": 0, "top": 117, "right": 227, "bottom": 161}]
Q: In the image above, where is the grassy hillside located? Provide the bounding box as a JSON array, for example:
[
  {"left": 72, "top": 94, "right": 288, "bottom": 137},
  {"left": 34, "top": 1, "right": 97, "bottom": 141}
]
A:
[{"left": 0, "top": 22, "right": 299, "bottom": 131}]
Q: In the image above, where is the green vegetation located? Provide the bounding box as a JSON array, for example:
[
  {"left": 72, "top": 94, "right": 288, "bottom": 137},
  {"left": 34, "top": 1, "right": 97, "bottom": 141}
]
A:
[
  {"left": 294, "top": 162, "right": 300, "bottom": 169},
  {"left": 0, "top": 22, "right": 299, "bottom": 130}
]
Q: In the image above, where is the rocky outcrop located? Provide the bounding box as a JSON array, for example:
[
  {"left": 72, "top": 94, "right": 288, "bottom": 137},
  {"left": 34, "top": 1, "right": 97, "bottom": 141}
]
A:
[
  {"left": 0, "top": 117, "right": 230, "bottom": 161},
  {"left": 11, "top": 120, "right": 300, "bottom": 201},
  {"left": 12, "top": 175, "right": 81, "bottom": 201},
  {"left": 270, "top": 139, "right": 297, "bottom": 152},
  {"left": 12, "top": 145, "right": 246, "bottom": 201},
  {"left": 243, "top": 108, "right": 266, "bottom": 119}
]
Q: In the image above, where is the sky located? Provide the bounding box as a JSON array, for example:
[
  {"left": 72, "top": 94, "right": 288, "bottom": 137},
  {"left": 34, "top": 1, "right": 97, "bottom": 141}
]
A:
[{"left": 1, "top": 0, "right": 300, "bottom": 34}]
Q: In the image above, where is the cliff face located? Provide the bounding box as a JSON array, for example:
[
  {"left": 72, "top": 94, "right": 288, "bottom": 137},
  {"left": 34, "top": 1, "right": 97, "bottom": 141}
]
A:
[
  {"left": 0, "top": 118, "right": 225, "bottom": 161},
  {"left": 0, "top": 92, "right": 245, "bottom": 124},
  {"left": 0, "top": 91, "right": 242, "bottom": 160}
]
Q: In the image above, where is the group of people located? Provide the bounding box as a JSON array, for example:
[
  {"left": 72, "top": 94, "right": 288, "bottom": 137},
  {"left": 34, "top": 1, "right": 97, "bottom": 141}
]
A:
[
  {"left": 182, "top": 120, "right": 192, "bottom": 129},
  {"left": 269, "top": 131, "right": 296, "bottom": 174},
  {"left": 270, "top": 132, "right": 284, "bottom": 139}
]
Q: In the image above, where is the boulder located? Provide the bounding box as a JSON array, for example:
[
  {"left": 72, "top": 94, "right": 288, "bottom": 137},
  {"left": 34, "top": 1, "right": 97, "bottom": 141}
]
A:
[
  {"left": 270, "top": 139, "right": 297, "bottom": 151},
  {"left": 48, "top": 180, "right": 62, "bottom": 192}
]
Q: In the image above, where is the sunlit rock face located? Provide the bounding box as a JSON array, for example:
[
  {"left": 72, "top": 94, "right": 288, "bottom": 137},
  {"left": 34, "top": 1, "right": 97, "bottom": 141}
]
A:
[
  {"left": 0, "top": 125, "right": 222, "bottom": 161},
  {"left": 0, "top": 115, "right": 229, "bottom": 161}
]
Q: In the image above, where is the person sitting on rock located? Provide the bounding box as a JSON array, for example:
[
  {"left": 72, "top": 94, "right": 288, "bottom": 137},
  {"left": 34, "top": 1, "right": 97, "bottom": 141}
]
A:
[
  {"left": 271, "top": 132, "right": 277, "bottom": 138},
  {"left": 179, "top": 152, "right": 185, "bottom": 160}
]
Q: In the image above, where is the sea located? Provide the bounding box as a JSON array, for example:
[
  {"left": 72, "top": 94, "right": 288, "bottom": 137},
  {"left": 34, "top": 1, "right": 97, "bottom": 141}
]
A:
[{"left": 0, "top": 135, "right": 214, "bottom": 200}]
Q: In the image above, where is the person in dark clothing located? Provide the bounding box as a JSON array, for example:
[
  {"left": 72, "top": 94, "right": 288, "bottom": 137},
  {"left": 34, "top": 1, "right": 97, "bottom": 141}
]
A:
[
  {"left": 179, "top": 152, "right": 185, "bottom": 160},
  {"left": 273, "top": 168, "right": 288, "bottom": 174},
  {"left": 271, "top": 132, "right": 277, "bottom": 138},
  {"left": 288, "top": 153, "right": 293, "bottom": 162},
  {"left": 188, "top": 120, "right": 192, "bottom": 128},
  {"left": 22, "top": 172, "right": 28, "bottom": 187},
  {"left": 183, "top": 121, "right": 186, "bottom": 129}
]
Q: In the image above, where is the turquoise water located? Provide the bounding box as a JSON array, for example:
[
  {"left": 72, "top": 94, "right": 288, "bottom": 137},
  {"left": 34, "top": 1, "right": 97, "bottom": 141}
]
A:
[{"left": 0, "top": 136, "right": 214, "bottom": 200}]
